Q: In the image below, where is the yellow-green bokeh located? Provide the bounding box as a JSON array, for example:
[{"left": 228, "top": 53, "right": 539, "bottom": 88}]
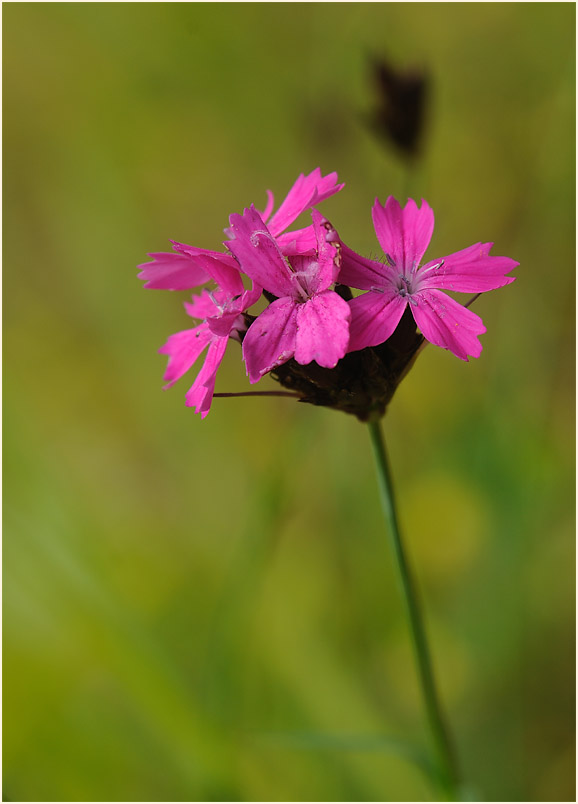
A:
[{"left": 4, "top": 3, "right": 575, "bottom": 801}]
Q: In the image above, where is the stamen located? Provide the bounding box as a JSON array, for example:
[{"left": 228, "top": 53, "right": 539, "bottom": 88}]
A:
[
  {"left": 419, "top": 259, "right": 445, "bottom": 277},
  {"left": 206, "top": 289, "right": 224, "bottom": 313}
]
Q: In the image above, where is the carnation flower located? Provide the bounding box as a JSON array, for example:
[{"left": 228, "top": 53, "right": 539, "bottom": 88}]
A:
[
  {"left": 139, "top": 176, "right": 518, "bottom": 420},
  {"left": 137, "top": 168, "right": 344, "bottom": 291},
  {"left": 254, "top": 167, "right": 344, "bottom": 255},
  {"left": 157, "top": 260, "right": 260, "bottom": 417},
  {"left": 227, "top": 206, "right": 350, "bottom": 381},
  {"left": 340, "top": 196, "right": 518, "bottom": 360}
]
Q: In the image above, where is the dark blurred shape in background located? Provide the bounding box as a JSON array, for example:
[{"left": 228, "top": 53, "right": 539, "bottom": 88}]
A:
[{"left": 367, "top": 55, "right": 428, "bottom": 159}]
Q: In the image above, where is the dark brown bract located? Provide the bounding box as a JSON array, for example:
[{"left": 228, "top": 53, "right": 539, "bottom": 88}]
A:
[{"left": 269, "top": 307, "right": 425, "bottom": 421}]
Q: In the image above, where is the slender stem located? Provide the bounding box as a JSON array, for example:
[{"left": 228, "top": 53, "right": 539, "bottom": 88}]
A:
[
  {"left": 213, "top": 391, "right": 301, "bottom": 398},
  {"left": 368, "top": 419, "right": 460, "bottom": 800},
  {"left": 465, "top": 293, "right": 481, "bottom": 309}
]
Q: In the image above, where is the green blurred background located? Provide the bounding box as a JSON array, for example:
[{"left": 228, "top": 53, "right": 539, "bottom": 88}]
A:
[{"left": 4, "top": 3, "right": 575, "bottom": 801}]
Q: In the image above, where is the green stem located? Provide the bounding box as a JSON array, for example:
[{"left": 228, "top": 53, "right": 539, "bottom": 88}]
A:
[{"left": 368, "top": 419, "right": 461, "bottom": 800}]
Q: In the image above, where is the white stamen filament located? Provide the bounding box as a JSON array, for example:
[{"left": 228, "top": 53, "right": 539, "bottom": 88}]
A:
[
  {"left": 417, "top": 259, "right": 445, "bottom": 278},
  {"left": 206, "top": 289, "right": 225, "bottom": 314}
]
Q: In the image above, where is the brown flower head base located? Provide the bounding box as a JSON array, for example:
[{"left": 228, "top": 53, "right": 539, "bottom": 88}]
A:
[{"left": 264, "top": 305, "right": 425, "bottom": 422}]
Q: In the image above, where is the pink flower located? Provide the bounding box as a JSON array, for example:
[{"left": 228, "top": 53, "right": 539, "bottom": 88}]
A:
[
  {"left": 255, "top": 167, "right": 345, "bottom": 255},
  {"left": 340, "top": 197, "right": 518, "bottom": 360},
  {"left": 137, "top": 246, "right": 237, "bottom": 291},
  {"left": 158, "top": 260, "right": 261, "bottom": 417},
  {"left": 227, "top": 206, "right": 351, "bottom": 382},
  {"left": 138, "top": 168, "right": 344, "bottom": 291}
]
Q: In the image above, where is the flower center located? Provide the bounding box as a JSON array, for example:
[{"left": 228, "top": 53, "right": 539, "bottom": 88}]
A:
[
  {"left": 397, "top": 274, "right": 415, "bottom": 296},
  {"left": 288, "top": 256, "right": 317, "bottom": 302}
]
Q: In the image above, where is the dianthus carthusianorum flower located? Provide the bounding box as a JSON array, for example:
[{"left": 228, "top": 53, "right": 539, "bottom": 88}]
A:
[
  {"left": 158, "top": 259, "right": 261, "bottom": 418},
  {"left": 255, "top": 167, "right": 345, "bottom": 255},
  {"left": 227, "top": 206, "right": 350, "bottom": 381},
  {"left": 138, "top": 172, "right": 518, "bottom": 419},
  {"left": 138, "top": 168, "right": 344, "bottom": 416},
  {"left": 340, "top": 196, "right": 517, "bottom": 360},
  {"left": 137, "top": 168, "right": 344, "bottom": 292}
]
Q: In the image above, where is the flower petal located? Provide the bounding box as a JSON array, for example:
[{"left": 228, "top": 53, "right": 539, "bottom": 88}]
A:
[
  {"left": 260, "top": 189, "right": 275, "bottom": 222},
  {"left": 185, "top": 285, "right": 260, "bottom": 338},
  {"left": 239, "top": 283, "right": 265, "bottom": 312},
  {"left": 185, "top": 336, "right": 229, "bottom": 418},
  {"left": 287, "top": 211, "right": 341, "bottom": 296},
  {"left": 294, "top": 291, "right": 351, "bottom": 368},
  {"left": 137, "top": 252, "right": 210, "bottom": 290},
  {"left": 184, "top": 289, "right": 225, "bottom": 320},
  {"left": 347, "top": 289, "right": 407, "bottom": 352},
  {"left": 275, "top": 225, "right": 317, "bottom": 256},
  {"left": 158, "top": 323, "right": 213, "bottom": 388},
  {"left": 310, "top": 210, "right": 342, "bottom": 292},
  {"left": 207, "top": 310, "right": 245, "bottom": 338},
  {"left": 372, "top": 197, "right": 434, "bottom": 273},
  {"left": 266, "top": 168, "right": 344, "bottom": 236},
  {"left": 411, "top": 288, "right": 486, "bottom": 361},
  {"left": 170, "top": 241, "right": 244, "bottom": 295},
  {"left": 338, "top": 243, "right": 398, "bottom": 290},
  {"left": 242, "top": 298, "right": 298, "bottom": 383},
  {"left": 416, "top": 243, "right": 518, "bottom": 293},
  {"left": 169, "top": 242, "right": 239, "bottom": 269},
  {"left": 227, "top": 206, "right": 296, "bottom": 298}
]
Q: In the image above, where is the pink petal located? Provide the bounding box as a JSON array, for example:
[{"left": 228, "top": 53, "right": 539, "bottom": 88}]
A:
[
  {"left": 169, "top": 242, "right": 239, "bottom": 269},
  {"left": 170, "top": 241, "right": 244, "bottom": 295},
  {"left": 185, "top": 337, "right": 229, "bottom": 418},
  {"left": 185, "top": 286, "right": 261, "bottom": 338},
  {"left": 338, "top": 243, "right": 398, "bottom": 290},
  {"left": 266, "top": 168, "right": 344, "bottom": 236},
  {"left": 227, "top": 206, "right": 296, "bottom": 298},
  {"left": 286, "top": 212, "right": 341, "bottom": 297},
  {"left": 239, "top": 283, "right": 264, "bottom": 311},
  {"left": 242, "top": 298, "right": 299, "bottom": 383},
  {"left": 275, "top": 225, "right": 317, "bottom": 256},
  {"left": 411, "top": 288, "right": 486, "bottom": 361},
  {"left": 137, "top": 252, "right": 210, "bottom": 290},
  {"left": 347, "top": 289, "right": 407, "bottom": 353},
  {"left": 372, "top": 197, "right": 434, "bottom": 273},
  {"left": 416, "top": 243, "right": 518, "bottom": 293},
  {"left": 158, "top": 323, "right": 213, "bottom": 388},
  {"left": 207, "top": 310, "right": 245, "bottom": 338},
  {"left": 294, "top": 291, "right": 351, "bottom": 368},
  {"left": 185, "top": 288, "right": 231, "bottom": 321},
  {"left": 309, "top": 210, "right": 342, "bottom": 292},
  {"left": 260, "top": 189, "right": 275, "bottom": 222}
]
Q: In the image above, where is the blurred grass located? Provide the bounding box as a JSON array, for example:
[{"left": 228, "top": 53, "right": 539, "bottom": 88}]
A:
[{"left": 3, "top": 3, "right": 575, "bottom": 802}]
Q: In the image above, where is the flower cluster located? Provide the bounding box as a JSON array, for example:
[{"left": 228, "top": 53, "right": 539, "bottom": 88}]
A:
[{"left": 138, "top": 169, "right": 517, "bottom": 420}]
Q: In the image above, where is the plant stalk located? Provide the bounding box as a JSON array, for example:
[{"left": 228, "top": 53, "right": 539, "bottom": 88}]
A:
[{"left": 368, "top": 418, "right": 461, "bottom": 800}]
